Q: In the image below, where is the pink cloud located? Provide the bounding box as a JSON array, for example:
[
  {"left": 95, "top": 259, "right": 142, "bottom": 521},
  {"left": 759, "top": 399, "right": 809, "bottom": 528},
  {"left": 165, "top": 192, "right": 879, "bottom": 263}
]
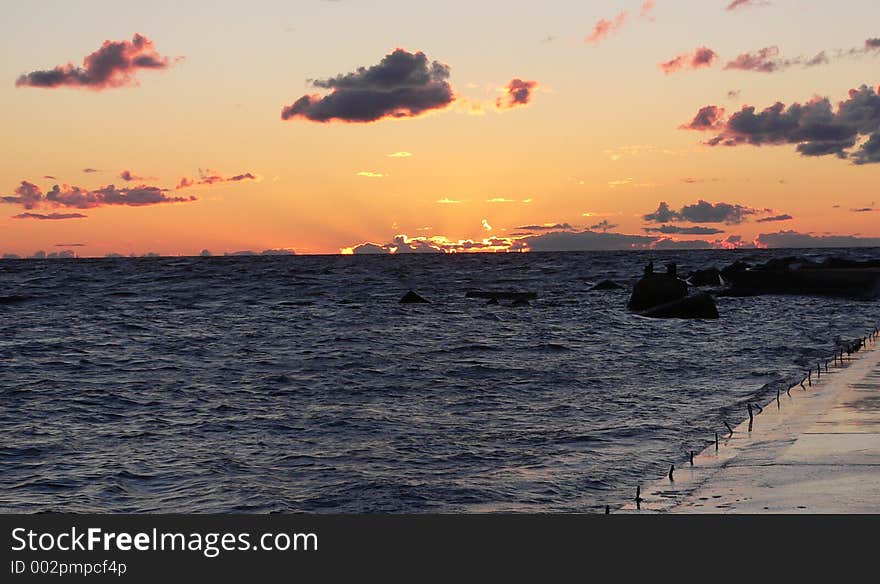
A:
[
  {"left": 660, "top": 47, "right": 719, "bottom": 74},
  {"left": 175, "top": 170, "right": 259, "bottom": 189},
  {"left": 495, "top": 79, "right": 538, "bottom": 109},
  {"left": 586, "top": 11, "right": 629, "bottom": 45},
  {"left": 15, "top": 34, "right": 176, "bottom": 90}
]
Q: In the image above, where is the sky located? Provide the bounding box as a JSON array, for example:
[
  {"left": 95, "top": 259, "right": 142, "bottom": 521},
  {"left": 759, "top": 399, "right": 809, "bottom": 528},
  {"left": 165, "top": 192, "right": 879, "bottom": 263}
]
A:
[{"left": 1, "top": 0, "right": 879, "bottom": 257}]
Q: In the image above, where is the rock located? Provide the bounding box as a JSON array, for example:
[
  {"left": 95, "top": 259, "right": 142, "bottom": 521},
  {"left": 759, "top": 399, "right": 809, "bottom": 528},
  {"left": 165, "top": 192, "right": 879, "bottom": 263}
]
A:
[
  {"left": 724, "top": 267, "right": 880, "bottom": 299},
  {"left": 399, "top": 290, "right": 429, "bottom": 304},
  {"left": 627, "top": 274, "right": 688, "bottom": 311},
  {"left": 637, "top": 293, "right": 719, "bottom": 319},
  {"left": 591, "top": 280, "right": 625, "bottom": 291},
  {"left": 685, "top": 268, "right": 721, "bottom": 287},
  {"left": 510, "top": 299, "right": 530, "bottom": 307}
]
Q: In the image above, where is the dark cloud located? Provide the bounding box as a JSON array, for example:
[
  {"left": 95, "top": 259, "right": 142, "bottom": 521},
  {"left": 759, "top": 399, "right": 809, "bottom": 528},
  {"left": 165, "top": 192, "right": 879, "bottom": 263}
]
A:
[
  {"left": 495, "top": 78, "right": 538, "bottom": 109},
  {"left": 3, "top": 181, "right": 44, "bottom": 209},
  {"left": 688, "top": 85, "right": 880, "bottom": 164},
  {"left": 590, "top": 219, "right": 618, "bottom": 232},
  {"left": 756, "top": 231, "right": 880, "bottom": 248},
  {"left": 867, "top": 38, "right": 880, "bottom": 49},
  {"left": 55, "top": 243, "right": 86, "bottom": 247},
  {"left": 756, "top": 214, "right": 793, "bottom": 222},
  {"left": 281, "top": 49, "right": 455, "bottom": 123},
  {"left": 176, "top": 170, "right": 258, "bottom": 189},
  {"left": 659, "top": 47, "right": 718, "bottom": 74},
  {"left": 515, "top": 223, "right": 573, "bottom": 231},
  {"left": 850, "top": 206, "right": 877, "bottom": 212},
  {"left": 644, "top": 200, "right": 759, "bottom": 224},
  {"left": 680, "top": 105, "right": 726, "bottom": 130},
  {"left": 724, "top": 40, "right": 876, "bottom": 73},
  {"left": 643, "top": 225, "right": 726, "bottom": 235},
  {"left": 2, "top": 180, "right": 196, "bottom": 212},
  {"left": 82, "top": 168, "right": 100, "bottom": 173},
  {"left": 16, "top": 34, "right": 174, "bottom": 90},
  {"left": 119, "top": 170, "right": 148, "bottom": 181},
  {"left": 652, "top": 238, "right": 714, "bottom": 249},
  {"left": 727, "top": 89, "right": 741, "bottom": 100},
  {"left": 723, "top": 46, "right": 797, "bottom": 73},
  {"left": 13, "top": 212, "right": 87, "bottom": 220},
  {"left": 517, "top": 230, "right": 658, "bottom": 252}
]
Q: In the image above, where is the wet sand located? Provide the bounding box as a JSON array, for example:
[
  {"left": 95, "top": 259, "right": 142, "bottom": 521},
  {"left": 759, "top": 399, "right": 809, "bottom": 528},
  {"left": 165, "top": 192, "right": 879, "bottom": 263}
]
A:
[{"left": 623, "top": 335, "right": 880, "bottom": 513}]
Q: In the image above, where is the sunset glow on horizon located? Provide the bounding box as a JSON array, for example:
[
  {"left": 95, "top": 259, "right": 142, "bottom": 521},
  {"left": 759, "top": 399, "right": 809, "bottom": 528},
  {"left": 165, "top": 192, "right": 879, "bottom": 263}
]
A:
[{"left": 2, "top": 0, "right": 880, "bottom": 258}]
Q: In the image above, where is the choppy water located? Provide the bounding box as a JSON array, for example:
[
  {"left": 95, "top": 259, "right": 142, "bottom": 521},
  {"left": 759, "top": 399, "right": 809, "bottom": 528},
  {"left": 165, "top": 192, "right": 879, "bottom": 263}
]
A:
[{"left": 1, "top": 249, "right": 878, "bottom": 513}]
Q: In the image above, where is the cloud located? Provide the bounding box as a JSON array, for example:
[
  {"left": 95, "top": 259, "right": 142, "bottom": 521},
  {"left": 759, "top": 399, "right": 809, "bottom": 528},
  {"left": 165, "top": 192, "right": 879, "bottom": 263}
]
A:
[
  {"left": 518, "top": 230, "right": 658, "bottom": 252},
  {"left": 723, "top": 46, "right": 796, "bottom": 73},
  {"left": 119, "top": 170, "right": 152, "bottom": 181},
  {"left": 867, "top": 38, "right": 880, "bottom": 50},
  {"left": 387, "top": 151, "right": 412, "bottom": 158},
  {"left": 481, "top": 219, "right": 493, "bottom": 231},
  {"left": 643, "top": 200, "right": 759, "bottom": 224},
  {"left": 356, "top": 171, "right": 385, "bottom": 178},
  {"left": 436, "top": 198, "right": 461, "bottom": 204},
  {"left": 727, "top": 89, "right": 742, "bottom": 100},
  {"left": 652, "top": 238, "right": 714, "bottom": 250},
  {"left": 643, "top": 225, "right": 726, "bottom": 235},
  {"left": 516, "top": 223, "right": 573, "bottom": 231},
  {"left": 15, "top": 34, "right": 175, "bottom": 90},
  {"left": 756, "top": 214, "right": 793, "bottom": 222},
  {"left": 680, "top": 105, "right": 726, "bottom": 130},
  {"left": 2, "top": 180, "right": 196, "bottom": 213},
  {"left": 726, "top": 0, "right": 770, "bottom": 11},
  {"left": 175, "top": 170, "right": 258, "bottom": 189},
  {"left": 281, "top": 48, "right": 455, "bottom": 123},
  {"left": 495, "top": 78, "right": 538, "bottom": 109},
  {"left": 343, "top": 234, "right": 513, "bottom": 254},
  {"left": 3, "top": 181, "right": 44, "bottom": 209},
  {"left": 586, "top": 11, "right": 629, "bottom": 45},
  {"left": 687, "top": 85, "right": 880, "bottom": 164},
  {"left": 640, "top": 1, "right": 656, "bottom": 19},
  {"left": 590, "top": 219, "right": 618, "bottom": 232},
  {"left": 82, "top": 168, "right": 100, "bottom": 173},
  {"left": 13, "top": 212, "right": 87, "bottom": 220},
  {"left": 722, "top": 42, "right": 872, "bottom": 73},
  {"left": 487, "top": 198, "right": 516, "bottom": 203},
  {"left": 756, "top": 231, "right": 880, "bottom": 248},
  {"left": 660, "top": 47, "right": 719, "bottom": 74}
]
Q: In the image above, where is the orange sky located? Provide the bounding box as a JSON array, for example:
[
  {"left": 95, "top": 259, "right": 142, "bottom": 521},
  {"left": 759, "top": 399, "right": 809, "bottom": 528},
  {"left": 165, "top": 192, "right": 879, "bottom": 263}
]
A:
[{"left": 1, "top": 1, "right": 879, "bottom": 257}]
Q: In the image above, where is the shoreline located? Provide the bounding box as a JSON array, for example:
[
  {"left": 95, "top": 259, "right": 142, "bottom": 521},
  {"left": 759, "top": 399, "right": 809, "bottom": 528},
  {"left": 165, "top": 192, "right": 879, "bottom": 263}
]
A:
[{"left": 622, "top": 331, "right": 880, "bottom": 513}]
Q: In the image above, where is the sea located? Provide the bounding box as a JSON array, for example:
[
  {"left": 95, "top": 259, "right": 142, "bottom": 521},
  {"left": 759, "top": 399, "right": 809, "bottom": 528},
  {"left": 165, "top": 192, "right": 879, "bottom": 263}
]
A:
[{"left": 1, "top": 248, "right": 878, "bottom": 513}]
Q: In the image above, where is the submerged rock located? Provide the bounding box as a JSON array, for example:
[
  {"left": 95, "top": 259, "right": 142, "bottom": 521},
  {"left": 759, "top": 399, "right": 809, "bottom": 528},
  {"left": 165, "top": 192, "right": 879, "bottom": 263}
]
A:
[
  {"left": 637, "top": 293, "right": 719, "bottom": 319},
  {"left": 591, "top": 280, "right": 625, "bottom": 291},
  {"left": 399, "top": 290, "right": 429, "bottom": 304}
]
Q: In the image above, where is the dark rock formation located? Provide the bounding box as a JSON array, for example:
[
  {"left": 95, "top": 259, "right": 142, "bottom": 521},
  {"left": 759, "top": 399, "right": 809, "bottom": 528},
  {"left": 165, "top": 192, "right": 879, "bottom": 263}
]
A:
[
  {"left": 399, "top": 290, "right": 429, "bottom": 304},
  {"left": 685, "top": 268, "right": 721, "bottom": 287},
  {"left": 713, "top": 255, "right": 880, "bottom": 298},
  {"left": 627, "top": 274, "right": 688, "bottom": 311}
]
